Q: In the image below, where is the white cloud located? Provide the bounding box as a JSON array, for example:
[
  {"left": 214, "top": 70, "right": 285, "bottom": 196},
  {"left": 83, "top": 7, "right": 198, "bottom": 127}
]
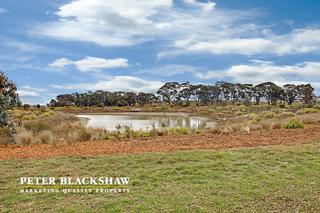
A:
[
  {"left": 194, "top": 60, "right": 320, "bottom": 89},
  {"left": 17, "top": 90, "right": 40, "bottom": 98},
  {"left": 49, "top": 56, "right": 129, "bottom": 72},
  {"left": 35, "top": 0, "right": 260, "bottom": 48},
  {"left": 36, "top": 0, "right": 320, "bottom": 57},
  {"left": 36, "top": 0, "right": 174, "bottom": 46},
  {"left": 52, "top": 76, "right": 163, "bottom": 92},
  {"left": 163, "top": 28, "right": 320, "bottom": 56},
  {"left": 31, "top": 0, "right": 320, "bottom": 58},
  {"left": 17, "top": 85, "right": 45, "bottom": 98}
]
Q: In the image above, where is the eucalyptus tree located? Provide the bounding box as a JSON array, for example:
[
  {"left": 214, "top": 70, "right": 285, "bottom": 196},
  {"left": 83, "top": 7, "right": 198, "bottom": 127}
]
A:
[
  {"left": 253, "top": 82, "right": 285, "bottom": 105},
  {"left": 124, "top": 92, "right": 138, "bottom": 106},
  {"left": 0, "top": 71, "right": 20, "bottom": 127},
  {"left": 137, "top": 92, "right": 157, "bottom": 105},
  {"left": 157, "top": 82, "right": 180, "bottom": 104},
  {"left": 283, "top": 84, "right": 299, "bottom": 105},
  {"left": 297, "top": 84, "right": 315, "bottom": 105},
  {"left": 215, "top": 81, "right": 234, "bottom": 102}
]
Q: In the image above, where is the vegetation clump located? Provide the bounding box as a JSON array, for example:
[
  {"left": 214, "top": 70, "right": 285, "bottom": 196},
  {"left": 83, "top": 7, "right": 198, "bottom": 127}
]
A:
[
  {"left": 297, "top": 108, "right": 318, "bottom": 114},
  {"left": 283, "top": 118, "right": 304, "bottom": 129}
]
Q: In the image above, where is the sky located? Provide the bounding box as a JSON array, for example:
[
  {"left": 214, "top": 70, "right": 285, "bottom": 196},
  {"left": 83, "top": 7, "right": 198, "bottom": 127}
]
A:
[{"left": 0, "top": 0, "right": 320, "bottom": 104}]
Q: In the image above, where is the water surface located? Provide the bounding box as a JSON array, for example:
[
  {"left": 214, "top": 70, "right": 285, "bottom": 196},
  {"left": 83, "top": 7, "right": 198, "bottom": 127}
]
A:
[{"left": 77, "top": 113, "right": 214, "bottom": 131}]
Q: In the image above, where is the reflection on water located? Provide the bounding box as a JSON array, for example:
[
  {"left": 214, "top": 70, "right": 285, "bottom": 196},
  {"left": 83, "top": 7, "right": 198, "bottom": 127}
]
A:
[{"left": 77, "top": 113, "right": 214, "bottom": 131}]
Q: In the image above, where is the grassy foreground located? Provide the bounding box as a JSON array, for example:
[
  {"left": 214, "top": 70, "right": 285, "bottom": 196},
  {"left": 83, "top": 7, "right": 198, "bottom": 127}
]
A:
[{"left": 1, "top": 142, "right": 320, "bottom": 212}]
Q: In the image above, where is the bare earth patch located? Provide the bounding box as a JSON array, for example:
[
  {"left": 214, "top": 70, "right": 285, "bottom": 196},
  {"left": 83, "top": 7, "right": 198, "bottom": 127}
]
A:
[{"left": 1, "top": 124, "right": 320, "bottom": 160}]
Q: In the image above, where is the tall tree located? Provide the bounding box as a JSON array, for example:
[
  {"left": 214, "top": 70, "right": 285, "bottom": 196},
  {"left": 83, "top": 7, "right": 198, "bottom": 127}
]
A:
[
  {"left": 0, "top": 71, "right": 20, "bottom": 127},
  {"left": 157, "top": 82, "right": 180, "bottom": 104},
  {"left": 283, "top": 84, "right": 299, "bottom": 105},
  {"left": 254, "top": 82, "right": 285, "bottom": 105},
  {"left": 137, "top": 92, "right": 157, "bottom": 105},
  {"left": 0, "top": 71, "right": 20, "bottom": 107},
  {"left": 297, "top": 84, "right": 315, "bottom": 105}
]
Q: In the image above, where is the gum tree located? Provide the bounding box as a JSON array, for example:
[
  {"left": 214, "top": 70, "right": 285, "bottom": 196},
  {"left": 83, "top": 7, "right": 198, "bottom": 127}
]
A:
[{"left": 0, "top": 71, "right": 20, "bottom": 127}]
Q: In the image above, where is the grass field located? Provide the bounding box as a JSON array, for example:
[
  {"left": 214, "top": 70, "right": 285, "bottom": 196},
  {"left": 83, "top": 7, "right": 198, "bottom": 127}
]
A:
[{"left": 1, "top": 142, "right": 320, "bottom": 212}]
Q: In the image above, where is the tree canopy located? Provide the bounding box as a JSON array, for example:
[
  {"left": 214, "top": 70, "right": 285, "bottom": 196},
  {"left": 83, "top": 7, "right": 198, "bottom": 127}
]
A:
[
  {"left": 0, "top": 71, "right": 20, "bottom": 127},
  {"left": 49, "top": 81, "right": 316, "bottom": 107}
]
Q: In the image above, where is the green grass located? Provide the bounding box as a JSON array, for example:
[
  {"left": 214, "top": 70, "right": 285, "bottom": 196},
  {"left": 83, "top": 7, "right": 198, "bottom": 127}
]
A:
[{"left": 1, "top": 142, "right": 320, "bottom": 212}]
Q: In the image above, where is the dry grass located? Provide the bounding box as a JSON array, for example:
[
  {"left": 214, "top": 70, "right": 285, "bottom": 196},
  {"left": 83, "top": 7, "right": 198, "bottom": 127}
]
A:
[
  {"left": 15, "top": 130, "right": 33, "bottom": 146},
  {"left": 0, "top": 127, "right": 13, "bottom": 144},
  {"left": 15, "top": 112, "right": 104, "bottom": 145}
]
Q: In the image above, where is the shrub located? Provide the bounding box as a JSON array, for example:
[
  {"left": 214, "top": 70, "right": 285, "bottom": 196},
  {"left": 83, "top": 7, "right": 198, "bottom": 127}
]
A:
[
  {"left": 283, "top": 118, "right": 304, "bottom": 129},
  {"left": 297, "top": 108, "right": 318, "bottom": 114},
  {"left": 263, "top": 112, "right": 276, "bottom": 119},
  {"left": 249, "top": 113, "right": 261, "bottom": 124}
]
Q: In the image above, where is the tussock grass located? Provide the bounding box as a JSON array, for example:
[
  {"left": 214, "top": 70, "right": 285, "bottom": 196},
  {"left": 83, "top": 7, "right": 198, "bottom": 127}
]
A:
[
  {"left": 15, "top": 130, "right": 33, "bottom": 146},
  {"left": 0, "top": 127, "right": 13, "bottom": 144},
  {"left": 15, "top": 112, "right": 100, "bottom": 145}
]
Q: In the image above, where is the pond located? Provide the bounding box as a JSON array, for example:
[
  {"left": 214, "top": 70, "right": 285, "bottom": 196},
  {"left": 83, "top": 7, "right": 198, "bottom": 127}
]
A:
[{"left": 76, "top": 113, "right": 215, "bottom": 131}]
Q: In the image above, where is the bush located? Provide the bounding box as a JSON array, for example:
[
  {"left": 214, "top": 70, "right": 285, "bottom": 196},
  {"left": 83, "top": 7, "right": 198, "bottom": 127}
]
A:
[
  {"left": 263, "top": 112, "right": 276, "bottom": 119},
  {"left": 297, "top": 108, "right": 318, "bottom": 114},
  {"left": 249, "top": 113, "right": 261, "bottom": 124},
  {"left": 283, "top": 118, "right": 304, "bottom": 129}
]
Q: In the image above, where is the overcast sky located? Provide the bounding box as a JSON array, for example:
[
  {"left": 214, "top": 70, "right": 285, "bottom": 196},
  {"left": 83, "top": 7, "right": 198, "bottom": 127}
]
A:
[{"left": 1, "top": 0, "right": 320, "bottom": 104}]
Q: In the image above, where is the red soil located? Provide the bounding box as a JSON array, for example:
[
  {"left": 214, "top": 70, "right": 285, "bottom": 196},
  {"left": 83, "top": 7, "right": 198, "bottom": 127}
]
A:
[{"left": 1, "top": 124, "right": 320, "bottom": 160}]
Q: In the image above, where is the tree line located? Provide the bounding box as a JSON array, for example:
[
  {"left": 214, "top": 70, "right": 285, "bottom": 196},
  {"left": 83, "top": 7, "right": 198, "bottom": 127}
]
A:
[{"left": 49, "top": 81, "right": 316, "bottom": 107}]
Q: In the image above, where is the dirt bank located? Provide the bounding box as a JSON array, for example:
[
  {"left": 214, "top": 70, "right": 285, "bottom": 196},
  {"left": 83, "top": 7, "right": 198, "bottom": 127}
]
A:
[{"left": 1, "top": 124, "right": 320, "bottom": 160}]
